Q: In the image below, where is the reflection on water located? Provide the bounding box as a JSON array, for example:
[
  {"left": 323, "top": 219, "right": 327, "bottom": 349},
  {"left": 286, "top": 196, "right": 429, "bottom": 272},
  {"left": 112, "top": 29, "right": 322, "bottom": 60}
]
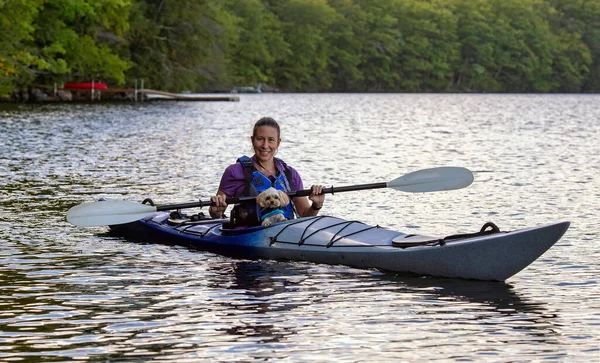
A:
[
  {"left": 1, "top": 94, "right": 599, "bottom": 361},
  {"left": 0, "top": 251, "right": 560, "bottom": 361}
]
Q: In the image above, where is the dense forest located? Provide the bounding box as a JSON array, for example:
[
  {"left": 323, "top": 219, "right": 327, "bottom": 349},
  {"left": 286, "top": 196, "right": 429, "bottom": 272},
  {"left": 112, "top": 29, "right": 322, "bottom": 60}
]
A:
[{"left": 1, "top": 0, "right": 599, "bottom": 96}]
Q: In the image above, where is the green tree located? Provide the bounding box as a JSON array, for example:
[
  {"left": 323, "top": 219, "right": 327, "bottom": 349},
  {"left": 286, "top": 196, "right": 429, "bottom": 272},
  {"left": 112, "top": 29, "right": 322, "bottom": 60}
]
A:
[
  {"left": 392, "top": 0, "right": 460, "bottom": 91},
  {"left": 22, "top": 0, "right": 131, "bottom": 89},
  {"left": 550, "top": 0, "right": 598, "bottom": 91},
  {"left": 352, "top": 0, "right": 403, "bottom": 91},
  {"left": 452, "top": 0, "right": 502, "bottom": 91},
  {"left": 324, "top": 0, "right": 366, "bottom": 91},
  {"left": 0, "top": 0, "right": 45, "bottom": 95},
  {"left": 2, "top": 0, "right": 600, "bottom": 96},
  {"left": 271, "top": 0, "right": 339, "bottom": 91},
  {"left": 452, "top": 0, "right": 567, "bottom": 92},
  {"left": 127, "top": 0, "right": 237, "bottom": 91},
  {"left": 222, "top": 0, "right": 288, "bottom": 88}
]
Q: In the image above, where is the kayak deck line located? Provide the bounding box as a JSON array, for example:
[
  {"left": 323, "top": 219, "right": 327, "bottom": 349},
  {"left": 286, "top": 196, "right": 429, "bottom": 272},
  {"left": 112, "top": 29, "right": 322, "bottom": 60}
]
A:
[
  {"left": 180, "top": 222, "right": 221, "bottom": 237},
  {"left": 269, "top": 216, "right": 382, "bottom": 248},
  {"left": 168, "top": 215, "right": 387, "bottom": 248},
  {"left": 160, "top": 216, "right": 228, "bottom": 235},
  {"left": 392, "top": 221, "right": 505, "bottom": 248}
]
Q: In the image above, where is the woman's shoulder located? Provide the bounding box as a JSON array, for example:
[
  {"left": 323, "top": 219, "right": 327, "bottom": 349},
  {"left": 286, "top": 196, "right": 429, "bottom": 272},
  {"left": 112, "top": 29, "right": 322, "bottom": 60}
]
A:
[{"left": 223, "top": 161, "right": 244, "bottom": 178}]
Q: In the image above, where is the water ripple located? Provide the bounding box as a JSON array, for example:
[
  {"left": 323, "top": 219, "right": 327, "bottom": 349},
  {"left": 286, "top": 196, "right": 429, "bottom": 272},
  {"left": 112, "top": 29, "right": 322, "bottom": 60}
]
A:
[{"left": 1, "top": 95, "right": 599, "bottom": 361}]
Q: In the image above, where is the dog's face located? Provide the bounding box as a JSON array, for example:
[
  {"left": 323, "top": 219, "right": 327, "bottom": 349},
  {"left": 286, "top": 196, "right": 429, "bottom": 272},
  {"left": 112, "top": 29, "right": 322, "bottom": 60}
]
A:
[{"left": 256, "top": 187, "right": 290, "bottom": 209}]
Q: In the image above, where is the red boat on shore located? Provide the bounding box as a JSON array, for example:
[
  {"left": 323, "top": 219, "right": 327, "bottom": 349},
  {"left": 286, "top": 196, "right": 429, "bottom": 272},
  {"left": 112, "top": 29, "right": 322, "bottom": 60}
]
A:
[{"left": 63, "top": 82, "right": 108, "bottom": 90}]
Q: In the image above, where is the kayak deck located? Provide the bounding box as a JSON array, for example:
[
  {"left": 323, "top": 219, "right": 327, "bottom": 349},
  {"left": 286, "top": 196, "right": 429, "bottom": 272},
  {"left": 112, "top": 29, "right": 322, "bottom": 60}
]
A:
[{"left": 110, "top": 213, "right": 570, "bottom": 281}]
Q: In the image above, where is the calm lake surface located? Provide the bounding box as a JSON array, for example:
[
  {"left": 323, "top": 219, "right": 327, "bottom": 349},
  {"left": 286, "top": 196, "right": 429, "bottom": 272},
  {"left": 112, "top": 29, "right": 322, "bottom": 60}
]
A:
[{"left": 1, "top": 93, "right": 599, "bottom": 361}]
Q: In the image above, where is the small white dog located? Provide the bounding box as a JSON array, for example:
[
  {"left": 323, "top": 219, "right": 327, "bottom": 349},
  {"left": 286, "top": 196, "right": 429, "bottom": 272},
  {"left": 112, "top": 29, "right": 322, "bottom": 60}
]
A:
[{"left": 256, "top": 187, "right": 290, "bottom": 227}]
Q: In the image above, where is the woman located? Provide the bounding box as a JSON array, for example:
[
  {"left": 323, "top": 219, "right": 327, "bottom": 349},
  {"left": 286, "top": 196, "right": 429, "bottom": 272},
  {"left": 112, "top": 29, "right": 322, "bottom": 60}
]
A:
[{"left": 209, "top": 117, "right": 324, "bottom": 224}]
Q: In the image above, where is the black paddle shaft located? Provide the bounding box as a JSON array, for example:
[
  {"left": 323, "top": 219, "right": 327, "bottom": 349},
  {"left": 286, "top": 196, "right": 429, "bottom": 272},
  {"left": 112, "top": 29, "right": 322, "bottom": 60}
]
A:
[{"left": 156, "top": 182, "right": 388, "bottom": 211}]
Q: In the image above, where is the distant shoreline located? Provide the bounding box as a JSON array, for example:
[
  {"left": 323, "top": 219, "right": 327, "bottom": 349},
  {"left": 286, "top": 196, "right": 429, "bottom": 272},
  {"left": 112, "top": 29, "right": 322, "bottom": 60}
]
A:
[
  {"left": 2, "top": 88, "right": 598, "bottom": 104},
  {"left": 1, "top": 87, "right": 240, "bottom": 103}
]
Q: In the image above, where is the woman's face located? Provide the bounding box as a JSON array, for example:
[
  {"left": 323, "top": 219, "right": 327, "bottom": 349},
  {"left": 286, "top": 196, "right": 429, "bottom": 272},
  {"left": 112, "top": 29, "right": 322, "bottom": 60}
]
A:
[{"left": 252, "top": 126, "right": 281, "bottom": 163}]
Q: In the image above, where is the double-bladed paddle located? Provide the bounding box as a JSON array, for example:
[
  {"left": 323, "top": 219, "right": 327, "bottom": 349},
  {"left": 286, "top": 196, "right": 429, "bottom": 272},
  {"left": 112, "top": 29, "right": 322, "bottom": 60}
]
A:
[{"left": 67, "top": 166, "right": 474, "bottom": 227}]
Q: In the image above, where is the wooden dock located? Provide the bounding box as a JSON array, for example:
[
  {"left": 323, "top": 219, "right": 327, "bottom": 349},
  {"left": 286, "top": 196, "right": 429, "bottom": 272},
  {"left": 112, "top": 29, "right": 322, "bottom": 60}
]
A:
[
  {"left": 96, "top": 87, "right": 239, "bottom": 102},
  {"left": 138, "top": 89, "right": 239, "bottom": 102}
]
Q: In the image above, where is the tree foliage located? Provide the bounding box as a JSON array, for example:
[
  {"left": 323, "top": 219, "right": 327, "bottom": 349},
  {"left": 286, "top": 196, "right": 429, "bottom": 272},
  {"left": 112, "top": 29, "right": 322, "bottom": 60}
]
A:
[
  {"left": 0, "top": 0, "right": 45, "bottom": 95},
  {"left": 0, "top": 0, "right": 598, "bottom": 96},
  {"left": 0, "top": 0, "right": 130, "bottom": 96}
]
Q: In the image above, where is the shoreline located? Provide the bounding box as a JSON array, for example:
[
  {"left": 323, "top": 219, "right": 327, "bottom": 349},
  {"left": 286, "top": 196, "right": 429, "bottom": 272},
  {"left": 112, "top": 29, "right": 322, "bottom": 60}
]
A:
[{"left": 1, "top": 87, "right": 240, "bottom": 103}]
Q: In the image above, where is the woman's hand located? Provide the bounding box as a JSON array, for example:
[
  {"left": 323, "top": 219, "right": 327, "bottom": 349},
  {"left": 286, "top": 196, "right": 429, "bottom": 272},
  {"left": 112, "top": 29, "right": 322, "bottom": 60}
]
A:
[
  {"left": 309, "top": 185, "right": 325, "bottom": 211},
  {"left": 293, "top": 185, "right": 325, "bottom": 217},
  {"left": 209, "top": 193, "right": 228, "bottom": 218}
]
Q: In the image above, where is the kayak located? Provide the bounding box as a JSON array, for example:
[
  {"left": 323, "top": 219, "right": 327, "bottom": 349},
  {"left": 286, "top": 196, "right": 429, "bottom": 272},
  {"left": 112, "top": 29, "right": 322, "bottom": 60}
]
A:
[
  {"left": 67, "top": 167, "right": 568, "bottom": 281},
  {"left": 108, "top": 212, "right": 570, "bottom": 281}
]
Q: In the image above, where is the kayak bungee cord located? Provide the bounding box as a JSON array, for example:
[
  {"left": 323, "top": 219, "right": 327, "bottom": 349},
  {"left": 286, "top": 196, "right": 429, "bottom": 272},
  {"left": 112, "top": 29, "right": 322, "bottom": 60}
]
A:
[
  {"left": 327, "top": 223, "right": 380, "bottom": 248},
  {"left": 392, "top": 222, "right": 504, "bottom": 248},
  {"left": 267, "top": 216, "right": 385, "bottom": 248},
  {"left": 441, "top": 222, "right": 503, "bottom": 243}
]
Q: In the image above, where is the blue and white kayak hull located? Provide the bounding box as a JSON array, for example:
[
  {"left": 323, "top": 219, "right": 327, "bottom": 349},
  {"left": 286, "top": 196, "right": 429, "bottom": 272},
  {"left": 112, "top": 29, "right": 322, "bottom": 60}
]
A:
[{"left": 110, "top": 213, "right": 570, "bottom": 281}]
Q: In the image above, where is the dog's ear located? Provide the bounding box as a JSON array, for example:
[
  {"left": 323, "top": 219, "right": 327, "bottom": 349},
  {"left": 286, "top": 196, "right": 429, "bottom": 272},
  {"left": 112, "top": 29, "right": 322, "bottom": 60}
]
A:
[
  {"left": 277, "top": 190, "right": 290, "bottom": 206},
  {"left": 256, "top": 191, "right": 267, "bottom": 207}
]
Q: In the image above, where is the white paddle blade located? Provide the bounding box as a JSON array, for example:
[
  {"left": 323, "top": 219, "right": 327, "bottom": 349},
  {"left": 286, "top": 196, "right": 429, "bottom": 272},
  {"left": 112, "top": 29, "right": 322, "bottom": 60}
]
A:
[
  {"left": 387, "top": 167, "right": 474, "bottom": 193},
  {"left": 66, "top": 200, "right": 158, "bottom": 227}
]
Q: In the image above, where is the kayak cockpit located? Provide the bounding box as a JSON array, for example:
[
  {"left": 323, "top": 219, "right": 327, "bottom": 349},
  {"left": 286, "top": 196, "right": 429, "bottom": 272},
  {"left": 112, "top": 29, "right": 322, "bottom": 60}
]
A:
[{"left": 392, "top": 234, "right": 442, "bottom": 248}]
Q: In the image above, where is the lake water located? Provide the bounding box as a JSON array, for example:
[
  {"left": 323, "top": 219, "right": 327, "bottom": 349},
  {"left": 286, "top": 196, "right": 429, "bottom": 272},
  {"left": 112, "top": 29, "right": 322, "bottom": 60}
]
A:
[{"left": 1, "top": 94, "right": 599, "bottom": 361}]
